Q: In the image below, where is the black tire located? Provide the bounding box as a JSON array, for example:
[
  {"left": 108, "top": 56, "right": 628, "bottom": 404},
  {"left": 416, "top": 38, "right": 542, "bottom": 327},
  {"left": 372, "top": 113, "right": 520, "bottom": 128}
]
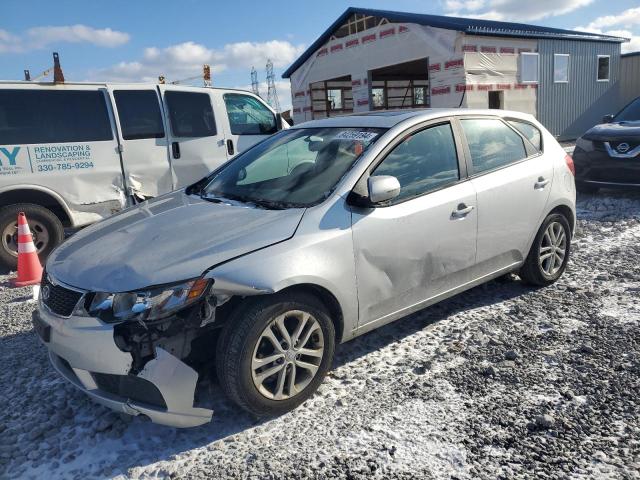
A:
[
  {"left": 576, "top": 182, "right": 599, "bottom": 194},
  {"left": 0, "top": 203, "right": 65, "bottom": 270},
  {"left": 519, "top": 213, "right": 571, "bottom": 287},
  {"left": 216, "top": 292, "right": 335, "bottom": 417}
]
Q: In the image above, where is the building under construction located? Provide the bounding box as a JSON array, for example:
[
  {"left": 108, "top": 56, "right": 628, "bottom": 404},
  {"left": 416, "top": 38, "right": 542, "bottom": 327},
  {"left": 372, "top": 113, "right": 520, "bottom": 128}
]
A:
[{"left": 282, "top": 7, "right": 628, "bottom": 139}]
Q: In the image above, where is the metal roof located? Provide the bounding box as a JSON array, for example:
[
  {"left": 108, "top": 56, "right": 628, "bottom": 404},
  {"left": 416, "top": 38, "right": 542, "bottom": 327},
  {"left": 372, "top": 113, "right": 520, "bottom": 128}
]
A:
[
  {"left": 282, "top": 7, "right": 627, "bottom": 78},
  {"left": 622, "top": 51, "right": 640, "bottom": 58}
]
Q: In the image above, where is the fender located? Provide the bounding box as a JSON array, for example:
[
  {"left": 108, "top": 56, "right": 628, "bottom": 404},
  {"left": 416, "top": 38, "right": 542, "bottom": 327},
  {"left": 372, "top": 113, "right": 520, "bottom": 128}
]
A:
[{"left": 0, "top": 183, "right": 76, "bottom": 225}]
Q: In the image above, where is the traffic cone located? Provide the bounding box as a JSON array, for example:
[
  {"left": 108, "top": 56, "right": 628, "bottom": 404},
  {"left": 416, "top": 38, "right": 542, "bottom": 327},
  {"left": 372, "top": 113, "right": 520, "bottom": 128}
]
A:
[{"left": 12, "top": 212, "right": 43, "bottom": 287}]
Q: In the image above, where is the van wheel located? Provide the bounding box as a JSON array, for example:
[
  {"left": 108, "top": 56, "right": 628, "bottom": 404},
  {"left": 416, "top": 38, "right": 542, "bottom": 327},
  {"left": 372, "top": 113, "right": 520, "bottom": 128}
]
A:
[
  {"left": 0, "top": 204, "right": 64, "bottom": 270},
  {"left": 519, "top": 213, "right": 571, "bottom": 287},
  {"left": 216, "top": 292, "right": 335, "bottom": 417}
]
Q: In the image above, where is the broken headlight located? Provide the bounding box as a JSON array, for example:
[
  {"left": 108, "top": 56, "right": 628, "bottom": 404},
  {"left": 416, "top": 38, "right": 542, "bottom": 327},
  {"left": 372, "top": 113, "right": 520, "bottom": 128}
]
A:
[{"left": 89, "top": 278, "right": 211, "bottom": 323}]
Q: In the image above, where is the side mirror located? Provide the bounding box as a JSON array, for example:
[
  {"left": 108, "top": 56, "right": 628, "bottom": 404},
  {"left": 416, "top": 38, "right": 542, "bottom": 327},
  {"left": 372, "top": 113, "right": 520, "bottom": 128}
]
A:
[
  {"left": 602, "top": 114, "right": 614, "bottom": 124},
  {"left": 367, "top": 176, "right": 401, "bottom": 204},
  {"left": 275, "top": 113, "right": 283, "bottom": 131}
]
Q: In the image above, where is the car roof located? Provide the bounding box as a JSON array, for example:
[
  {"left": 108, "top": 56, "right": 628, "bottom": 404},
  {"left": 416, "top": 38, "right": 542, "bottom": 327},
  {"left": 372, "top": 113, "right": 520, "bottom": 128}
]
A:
[{"left": 290, "top": 108, "right": 537, "bottom": 129}]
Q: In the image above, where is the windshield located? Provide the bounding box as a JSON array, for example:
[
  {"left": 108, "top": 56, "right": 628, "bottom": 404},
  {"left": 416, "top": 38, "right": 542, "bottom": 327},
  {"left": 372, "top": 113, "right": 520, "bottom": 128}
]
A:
[
  {"left": 202, "top": 127, "right": 386, "bottom": 208},
  {"left": 615, "top": 97, "right": 640, "bottom": 122}
]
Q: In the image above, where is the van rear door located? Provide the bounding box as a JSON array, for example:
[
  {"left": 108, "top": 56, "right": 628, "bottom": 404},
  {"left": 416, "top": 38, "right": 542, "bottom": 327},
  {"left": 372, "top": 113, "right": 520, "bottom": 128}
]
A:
[
  {"left": 0, "top": 85, "right": 125, "bottom": 224},
  {"left": 217, "top": 91, "right": 280, "bottom": 157},
  {"left": 159, "top": 85, "right": 229, "bottom": 187},
  {"left": 107, "top": 85, "right": 173, "bottom": 198}
]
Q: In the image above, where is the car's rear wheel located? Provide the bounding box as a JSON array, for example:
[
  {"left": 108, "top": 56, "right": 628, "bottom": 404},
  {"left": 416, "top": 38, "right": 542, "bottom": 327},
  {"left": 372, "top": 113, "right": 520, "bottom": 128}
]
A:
[
  {"left": 519, "top": 213, "right": 571, "bottom": 286},
  {"left": 216, "top": 292, "right": 335, "bottom": 416},
  {"left": 0, "top": 204, "right": 64, "bottom": 270}
]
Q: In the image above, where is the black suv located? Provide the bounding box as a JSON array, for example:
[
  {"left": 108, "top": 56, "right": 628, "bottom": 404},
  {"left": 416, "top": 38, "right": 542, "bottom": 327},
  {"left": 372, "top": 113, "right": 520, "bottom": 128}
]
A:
[{"left": 573, "top": 96, "right": 640, "bottom": 193}]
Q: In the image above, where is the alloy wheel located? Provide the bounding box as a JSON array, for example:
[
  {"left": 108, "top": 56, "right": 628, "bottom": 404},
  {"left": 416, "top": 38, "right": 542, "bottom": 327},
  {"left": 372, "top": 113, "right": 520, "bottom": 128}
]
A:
[
  {"left": 539, "top": 221, "right": 567, "bottom": 276},
  {"left": 251, "top": 310, "right": 324, "bottom": 401}
]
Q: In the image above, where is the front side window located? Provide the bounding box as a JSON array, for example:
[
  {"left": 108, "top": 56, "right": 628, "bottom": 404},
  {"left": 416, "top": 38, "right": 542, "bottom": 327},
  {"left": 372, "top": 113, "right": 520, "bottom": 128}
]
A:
[
  {"left": 597, "top": 56, "right": 610, "bottom": 81},
  {"left": 508, "top": 119, "right": 542, "bottom": 151},
  {"left": 461, "top": 118, "right": 527, "bottom": 174},
  {"left": 114, "top": 90, "right": 165, "bottom": 140},
  {"left": 203, "top": 127, "right": 385, "bottom": 208},
  {"left": 165, "top": 91, "right": 216, "bottom": 138},
  {"left": 615, "top": 97, "right": 640, "bottom": 122},
  {"left": 554, "top": 54, "right": 570, "bottom": 83},
  {"left": 373, "top": 123, "right": 459, "bottom": 202},
  {"left": 223, "top": 94, "right": 277, "bottom": 135},
  {"left": 0, "top": 89, "right": 112, "bottom": 145}
]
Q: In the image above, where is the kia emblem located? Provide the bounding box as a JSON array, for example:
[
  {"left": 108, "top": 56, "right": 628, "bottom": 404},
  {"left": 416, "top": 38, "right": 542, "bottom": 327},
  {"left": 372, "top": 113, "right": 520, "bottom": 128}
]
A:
[{"left": 617, "top": 142, "right": 630, "bottom": 153}]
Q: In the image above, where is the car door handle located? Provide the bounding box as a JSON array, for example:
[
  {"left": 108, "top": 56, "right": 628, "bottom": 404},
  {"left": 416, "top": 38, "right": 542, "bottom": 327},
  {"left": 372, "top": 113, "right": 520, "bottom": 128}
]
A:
[
  {"left": 534, "top": 177, "right": 550, "bottom": 190},
  {"left": 171, "top": 142, "right": 180, "bottom": 159},
  {"left": 451, "top": 203, "right": 475, "bottom": 219},
  {"left": 226, "top": 139, "right": 235, "bottom": 156}
]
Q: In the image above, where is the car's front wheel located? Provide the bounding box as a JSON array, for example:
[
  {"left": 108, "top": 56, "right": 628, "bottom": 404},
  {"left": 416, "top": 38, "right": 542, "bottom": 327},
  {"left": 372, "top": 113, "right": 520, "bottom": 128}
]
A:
[
  {"left": 519, "top": 213, "right": 571, "bottom": 286},
  {"left": 216, "top": 292, "right": 335, "bottom": 416}
]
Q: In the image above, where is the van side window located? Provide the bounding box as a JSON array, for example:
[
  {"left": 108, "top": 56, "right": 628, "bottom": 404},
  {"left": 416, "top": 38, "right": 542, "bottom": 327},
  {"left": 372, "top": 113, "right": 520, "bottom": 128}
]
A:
[
  {"left": 460, "top": 118, "right": 527, "bottom": 174},
  {"left": 0, "top": 90, "right": 112, "bottom": 145},
  {"left": 507, "top": 119, "right": 542, "bottom": 151},
  {"left": 223, "top": 94, "right": 277, "bottom": 135},
  {"left": 114, "top": 90, "right": 165, "bottom": 140},
  {"left": 373, "top": 123, "right": 460, "bottom": 202},
  {"left": 165, "top": 91, "right": 216, "bottom": 138}
]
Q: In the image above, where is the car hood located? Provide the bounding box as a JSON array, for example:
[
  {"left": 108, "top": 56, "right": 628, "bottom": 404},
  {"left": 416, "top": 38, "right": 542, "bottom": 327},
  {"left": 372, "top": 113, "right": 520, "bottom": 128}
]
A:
[
  {"left": 47, "top": 191, "right": 305, "bottom": 292},
  {"left": 582, "top": 121, "right": 640, "bottom": 141}
]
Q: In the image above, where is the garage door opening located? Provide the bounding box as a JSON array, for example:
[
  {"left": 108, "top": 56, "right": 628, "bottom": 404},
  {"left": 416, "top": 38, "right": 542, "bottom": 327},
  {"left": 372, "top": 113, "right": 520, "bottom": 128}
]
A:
[
  {"left": 370, "top": 58, "right": 430, "bottom": 110},
  {"left": 310, "top": 75, "right": 353, "bottom": 119}
]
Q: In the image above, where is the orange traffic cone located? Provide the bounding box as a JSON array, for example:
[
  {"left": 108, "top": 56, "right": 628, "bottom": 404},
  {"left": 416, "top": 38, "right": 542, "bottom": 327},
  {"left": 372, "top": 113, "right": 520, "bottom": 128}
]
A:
[{"left": 12, "top": 212, "right": 43, "bottom": 287}]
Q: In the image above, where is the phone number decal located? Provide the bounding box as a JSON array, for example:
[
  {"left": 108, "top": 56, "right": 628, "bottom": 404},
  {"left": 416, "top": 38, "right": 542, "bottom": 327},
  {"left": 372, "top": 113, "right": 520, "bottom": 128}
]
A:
[{"left": 37, "top": 162, "right": 95, "bottom": 172}]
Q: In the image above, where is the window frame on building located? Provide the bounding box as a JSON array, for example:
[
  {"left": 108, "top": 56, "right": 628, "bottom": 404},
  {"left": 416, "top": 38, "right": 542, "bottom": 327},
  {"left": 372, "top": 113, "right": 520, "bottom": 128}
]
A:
[
  {"left": 519, "top": 52, "right": 540, "bottom": 84},
  {"left": 553, "top": 54, "right": 570, "bottom": 84},
  {"left": 597, "top": 55, "right": 610, "bottom": 82}
]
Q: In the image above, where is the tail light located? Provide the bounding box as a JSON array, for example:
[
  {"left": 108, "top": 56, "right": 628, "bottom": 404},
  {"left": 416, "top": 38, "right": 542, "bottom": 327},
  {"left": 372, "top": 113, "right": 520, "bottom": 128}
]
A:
[{"left": 564, "top": 154, "right": 575, "bottom": 176}]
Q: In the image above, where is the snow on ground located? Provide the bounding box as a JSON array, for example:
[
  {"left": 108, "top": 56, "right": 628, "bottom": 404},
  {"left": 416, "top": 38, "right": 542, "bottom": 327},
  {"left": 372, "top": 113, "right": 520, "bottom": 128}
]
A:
[{"left": 1, "top": 190, "right": 639, "bottom": 480}]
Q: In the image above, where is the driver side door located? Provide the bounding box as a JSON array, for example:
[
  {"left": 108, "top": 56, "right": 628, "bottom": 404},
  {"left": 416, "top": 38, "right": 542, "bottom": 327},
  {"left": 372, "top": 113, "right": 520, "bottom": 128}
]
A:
[{"left": 350, "top": 120, "right": 478, "bottom": 329}]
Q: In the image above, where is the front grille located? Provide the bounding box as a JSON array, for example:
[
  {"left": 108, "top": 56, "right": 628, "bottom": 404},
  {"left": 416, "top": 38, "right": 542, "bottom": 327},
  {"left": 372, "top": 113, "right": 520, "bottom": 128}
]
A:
[
  {"left": 92, "top": 373, "right": 167, "bottom": 409},
  {"left": 41, "top": 273, "right": 83, "bottom": 317},
  {"left": 610, "top": 141, "right": 639, "bottom": 154}
]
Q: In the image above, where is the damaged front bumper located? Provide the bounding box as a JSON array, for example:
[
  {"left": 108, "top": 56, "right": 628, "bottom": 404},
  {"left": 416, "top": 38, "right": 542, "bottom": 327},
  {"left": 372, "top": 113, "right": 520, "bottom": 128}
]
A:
[{"left": 33, "top": 308, "right": 213, "bottom": 428}]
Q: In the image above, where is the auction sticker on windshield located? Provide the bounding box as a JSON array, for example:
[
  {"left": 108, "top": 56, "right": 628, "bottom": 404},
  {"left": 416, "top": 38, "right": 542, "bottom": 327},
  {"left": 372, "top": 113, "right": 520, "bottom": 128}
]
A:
[{"left": 333, "top": 131, "right": 379, "bottom": 142}]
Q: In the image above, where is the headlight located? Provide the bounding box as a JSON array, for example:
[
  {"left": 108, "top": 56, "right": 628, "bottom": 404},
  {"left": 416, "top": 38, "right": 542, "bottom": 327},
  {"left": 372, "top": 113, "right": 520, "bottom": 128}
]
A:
[
  {"left": 89, "top": 278, "right": 211, "bottom": 323},
  {"left": 575, "top": 137, "right": 594, "bottom": 152}
]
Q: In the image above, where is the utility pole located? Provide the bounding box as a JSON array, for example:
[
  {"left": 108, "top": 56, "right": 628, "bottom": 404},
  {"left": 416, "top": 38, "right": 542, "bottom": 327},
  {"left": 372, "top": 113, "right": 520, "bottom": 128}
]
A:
[{"left": 265, "top": 59, "right": 280, "bottom": 113}]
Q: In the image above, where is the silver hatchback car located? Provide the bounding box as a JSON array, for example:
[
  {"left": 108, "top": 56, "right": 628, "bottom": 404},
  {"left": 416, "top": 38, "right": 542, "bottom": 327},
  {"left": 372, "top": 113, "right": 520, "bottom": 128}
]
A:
[{"left": 34, "top": 109, "right": 576, "bottom": 427}]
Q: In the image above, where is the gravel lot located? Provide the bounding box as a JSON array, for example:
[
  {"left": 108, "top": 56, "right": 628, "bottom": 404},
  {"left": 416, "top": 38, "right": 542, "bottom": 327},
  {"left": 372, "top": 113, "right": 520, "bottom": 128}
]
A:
[{"left": 1, "top": 191, "right": 639, "bottom": 480}]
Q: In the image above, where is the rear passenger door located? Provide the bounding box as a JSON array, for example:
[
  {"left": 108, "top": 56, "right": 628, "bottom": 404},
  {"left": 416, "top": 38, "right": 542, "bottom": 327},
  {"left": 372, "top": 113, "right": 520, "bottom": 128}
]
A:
[
  {"left": 159, "top": 86, "right": 229, "bottom": 187},
  {"left": 458, "top": 116, "right": 553, "bottom": 275},
  {"left": 108, "top": 86, "right": 173, "bottom": 198},
  {"left": 219, "top": 92, "right": 279, "bottom": 156}
]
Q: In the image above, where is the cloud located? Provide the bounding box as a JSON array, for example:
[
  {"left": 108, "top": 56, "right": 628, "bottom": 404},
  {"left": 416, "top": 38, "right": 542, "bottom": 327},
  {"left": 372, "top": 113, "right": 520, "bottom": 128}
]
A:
[
  {"left": 90, "top": 40, "right": 305, "bottom": 85},
  {"left": 445, "top": 0, "right": 593, "bottom": 21},
  {"left": 575, "top": 8, "right": 640, "bottom": 54},
  {"left": 0, "top": 25, "right": 130, "bottom": 53}
]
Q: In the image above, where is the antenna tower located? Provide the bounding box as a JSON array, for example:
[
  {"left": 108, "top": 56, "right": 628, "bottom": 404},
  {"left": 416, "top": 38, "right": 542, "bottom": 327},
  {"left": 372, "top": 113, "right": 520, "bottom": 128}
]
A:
[{"left": 265, "top": 59, "right": 280, "bottom": 112}]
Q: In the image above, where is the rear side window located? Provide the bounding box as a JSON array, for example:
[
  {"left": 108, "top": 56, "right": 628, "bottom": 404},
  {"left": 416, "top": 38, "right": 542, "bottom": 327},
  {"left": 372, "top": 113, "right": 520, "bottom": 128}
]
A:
[
  {"left": 114, "top": 90, "right": 165, "bottom": 140},
  {"left": 223, "top": 94, "right": 277, "bottom": 135},
  {"left": 0, "top": 89, "right": 113, "bottom": 145},
  {"left": 507, "top": 119, "right": 542, "bottom": 151},
  {"left": 373, "top": 123, "right": 459, "bottom": 202},
  {"left": 165, "top": 91, "right": 216, "bottom": 137},
  {"left": 460, "top": 118, "right": 527, "bottom": 174}
]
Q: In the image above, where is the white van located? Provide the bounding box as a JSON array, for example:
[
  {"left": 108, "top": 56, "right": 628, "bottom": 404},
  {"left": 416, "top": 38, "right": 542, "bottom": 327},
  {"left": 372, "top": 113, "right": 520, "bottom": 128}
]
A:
[{"left": 0, "top": 82, "right": 287, "bottom": 268}]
